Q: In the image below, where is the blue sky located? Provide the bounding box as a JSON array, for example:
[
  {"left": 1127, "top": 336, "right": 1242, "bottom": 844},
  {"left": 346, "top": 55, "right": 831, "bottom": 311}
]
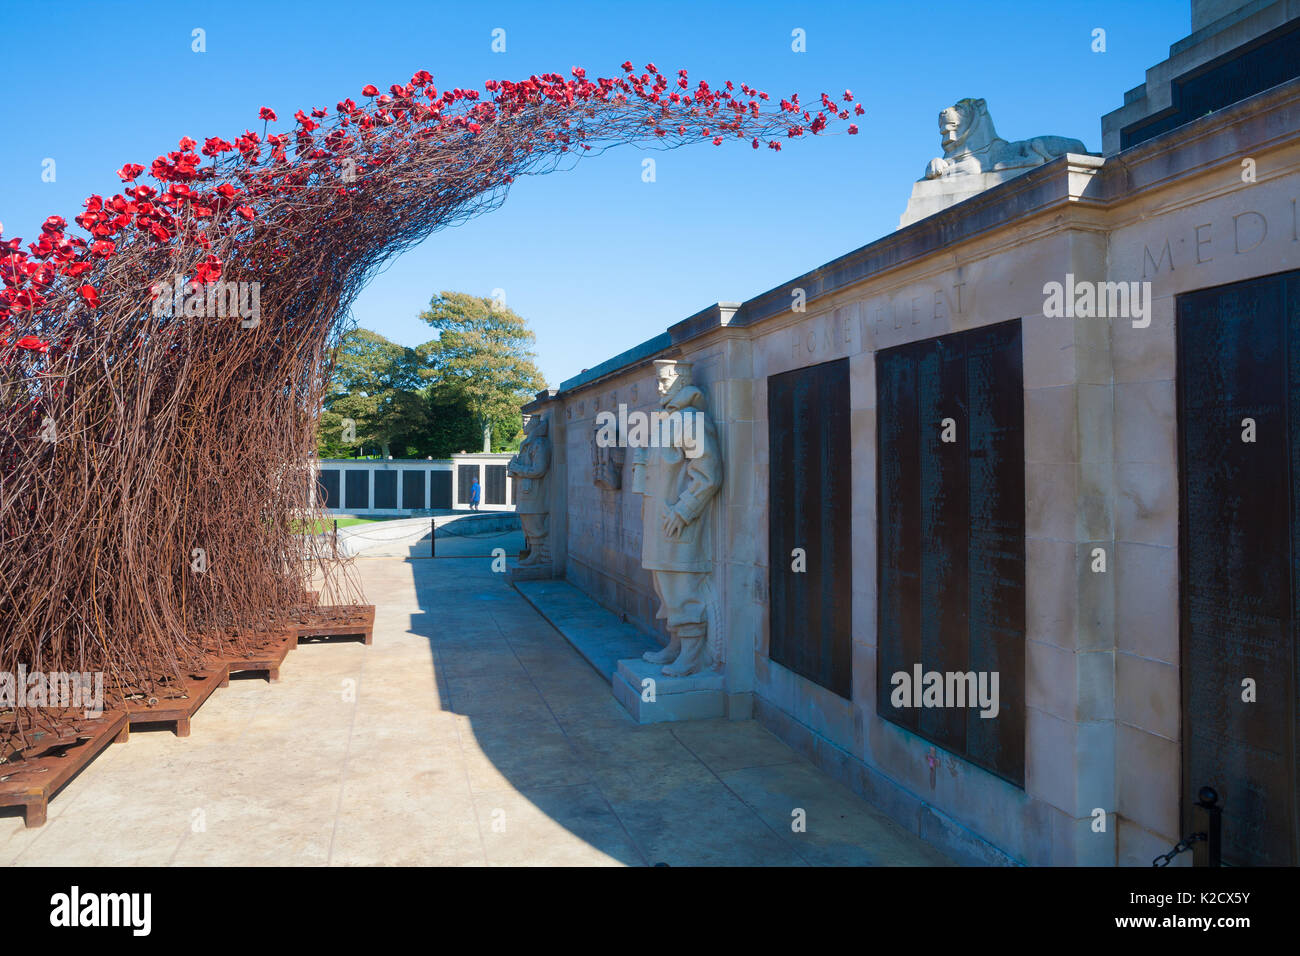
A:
[{"left": 0, "top": 0, "right": 1187, "bottom": 386}]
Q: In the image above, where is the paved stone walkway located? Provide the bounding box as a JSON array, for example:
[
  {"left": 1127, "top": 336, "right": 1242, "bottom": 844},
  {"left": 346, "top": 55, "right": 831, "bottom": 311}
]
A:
[{"left": 0, "top": 557, "right": 952, "bottom": 866}]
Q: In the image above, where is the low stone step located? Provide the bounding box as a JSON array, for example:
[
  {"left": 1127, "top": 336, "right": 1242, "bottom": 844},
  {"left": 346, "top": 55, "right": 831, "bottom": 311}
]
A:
[
  {"left": 511, "top": 578, "right": 730, "bottom": 724},
  {"left": 511, "top": 579, "right": 655, "bottom": 679}
]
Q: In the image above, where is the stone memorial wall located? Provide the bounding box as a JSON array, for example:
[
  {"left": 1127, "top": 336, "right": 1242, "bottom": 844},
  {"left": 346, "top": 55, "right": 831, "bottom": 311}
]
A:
[{"left": 519, "top": 3, "right": 1300, "bottom": 866}]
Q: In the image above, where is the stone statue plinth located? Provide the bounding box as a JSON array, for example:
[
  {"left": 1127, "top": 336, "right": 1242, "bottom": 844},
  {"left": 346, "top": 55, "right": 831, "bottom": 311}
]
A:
[
  {"left": 899, "top": 171, "right": 1022, "bottom": 227},
  {"left": 507, "top": 563, "right": 555, "bottom": 583},
  {"left": 612, "top": 657, "right": 726, "bottom": 724}
]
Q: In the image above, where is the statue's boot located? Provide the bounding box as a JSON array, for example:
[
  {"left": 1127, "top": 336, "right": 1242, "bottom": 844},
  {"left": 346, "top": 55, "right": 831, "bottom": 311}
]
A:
[
  {"left": 643, "top": 635, "right": 680, "bottom": 665},
  {"left": 518, "top": 541, "right": 547, "bottom": 566},
  {"left": 663, "top": 634, "right": 709, "bottom": 677}
]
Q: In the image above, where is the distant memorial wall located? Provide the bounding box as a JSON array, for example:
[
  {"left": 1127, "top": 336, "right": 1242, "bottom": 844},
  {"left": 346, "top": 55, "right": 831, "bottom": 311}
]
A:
[{"left": 312, "top": 453, "right": 512, "bottom": 514}]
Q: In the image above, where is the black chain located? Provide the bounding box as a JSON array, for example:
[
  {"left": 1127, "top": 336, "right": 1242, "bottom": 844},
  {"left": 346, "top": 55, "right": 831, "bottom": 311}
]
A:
[{"left": 1152, "top": 832, "right": 1205, "bottom": 867}]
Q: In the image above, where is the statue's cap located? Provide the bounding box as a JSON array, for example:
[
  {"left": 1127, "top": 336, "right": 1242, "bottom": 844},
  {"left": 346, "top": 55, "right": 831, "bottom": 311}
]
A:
[{"left": 654, "top": 358, "right": 692, "bottom": 374}]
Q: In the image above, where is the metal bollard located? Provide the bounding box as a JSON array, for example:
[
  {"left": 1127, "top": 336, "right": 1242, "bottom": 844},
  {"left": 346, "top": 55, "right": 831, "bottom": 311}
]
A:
[
  {"left": 1192, "top": 786, "right": 1221, "bottom": 867},
  {"left": 430, "top": 518, "right": 436, "bottom": 558}
]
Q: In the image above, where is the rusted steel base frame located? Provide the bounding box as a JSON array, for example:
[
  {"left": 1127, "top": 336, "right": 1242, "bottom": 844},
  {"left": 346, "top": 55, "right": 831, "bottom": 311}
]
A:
[
  {"left": 118, "top": 665, "right": 229, "bottom": 738},
  {"left": 0, "top": 711, "right": 130, "bottom": 828},
  {"left": 221, "top": 629, "right": 296, "bottom": 683},
  {"left": 294, "top": 605, "right": 376, "bottom": 645}
]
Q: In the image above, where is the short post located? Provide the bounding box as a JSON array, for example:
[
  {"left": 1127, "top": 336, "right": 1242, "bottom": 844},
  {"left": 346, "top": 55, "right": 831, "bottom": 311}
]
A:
[
  {"left": 332, "top": 519, "right": 338, "bottom": 546},
  {"left": 430, "top": 517, "right": 436, "bottom": 558},
  {"left": 1192, "top": 786, "right": 1221, "bottom": 867}
]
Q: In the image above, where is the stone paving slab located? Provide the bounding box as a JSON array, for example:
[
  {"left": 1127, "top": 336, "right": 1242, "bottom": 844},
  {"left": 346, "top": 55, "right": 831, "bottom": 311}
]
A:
[{"left": 0, "top": 557, "right": 953, "bottom": 867}]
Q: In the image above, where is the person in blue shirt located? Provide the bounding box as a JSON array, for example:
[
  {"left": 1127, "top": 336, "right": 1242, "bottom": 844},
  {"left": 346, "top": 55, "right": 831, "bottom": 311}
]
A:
[{"left": 469, "top": 477, "right": 481, "bottom": 511}]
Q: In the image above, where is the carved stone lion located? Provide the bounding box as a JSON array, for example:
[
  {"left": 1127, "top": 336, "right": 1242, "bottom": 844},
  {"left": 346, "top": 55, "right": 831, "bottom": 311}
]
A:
[{"left": 923, "top": 98, "right": 1086, "bottom": 181}]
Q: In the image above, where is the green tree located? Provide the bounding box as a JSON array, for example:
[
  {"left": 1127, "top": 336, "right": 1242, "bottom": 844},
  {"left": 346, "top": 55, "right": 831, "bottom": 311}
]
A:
[
  {"left": 316, "top": 296, "right": 545, "bottom": 460},
  {"left": 318, "top": 328, "right": 427, "bottom": 458},
  {"left": 418, "top": 292, "right": 546, "bottom": 452}
]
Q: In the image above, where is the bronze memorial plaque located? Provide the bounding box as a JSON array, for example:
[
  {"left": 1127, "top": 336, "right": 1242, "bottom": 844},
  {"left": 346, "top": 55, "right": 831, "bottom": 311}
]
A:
[
  {"left": 1178, "top": 270, "right": 1300, "bottom": 866},
  {"left": 768, "top": 357, "right": 853, "bottom": 699},
  {"left": 317, "top": 469, "right": 340, "bottom": 509},
  {"left": 877, "top": 320, "right": 1025, "bottom": 787}
]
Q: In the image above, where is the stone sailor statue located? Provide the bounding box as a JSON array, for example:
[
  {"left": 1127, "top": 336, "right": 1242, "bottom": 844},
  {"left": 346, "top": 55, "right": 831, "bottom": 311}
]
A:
[
  {"left": 629, "top": 359, "right": 723, "bottom": 677},
  {"left": 507, "top": 413, "right": 552, "bottom": 567}
]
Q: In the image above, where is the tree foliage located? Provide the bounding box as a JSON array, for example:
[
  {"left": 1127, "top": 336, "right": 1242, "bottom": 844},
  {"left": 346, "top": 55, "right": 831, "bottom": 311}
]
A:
[
  {"left": 418, "top": 291, "right": 546, "bottom": 447},
  {"left": 317, "top": 328, "right": 427, "bottom": 458},
  {"left": 317, "top": 294, "right": 544, "bottom": 459}
]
